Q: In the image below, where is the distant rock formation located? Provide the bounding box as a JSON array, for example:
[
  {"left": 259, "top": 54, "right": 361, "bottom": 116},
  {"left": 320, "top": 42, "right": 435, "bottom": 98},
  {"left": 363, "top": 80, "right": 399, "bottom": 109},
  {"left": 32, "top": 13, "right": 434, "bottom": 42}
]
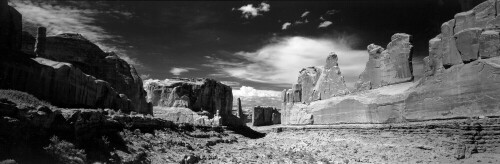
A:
[
  {"left": 144, "top": 78, "right": 240, "bottom": 126},
  {"left": 252, "top": 106, "right": 280, "bottom": 126},
  {"left": 0, "top": 4, "right": 151, "bottom": 114},
  {"left": 282, "top": 0, "right": 500, "bottom": 125},
  {"left": 283, "top": 53, "right": 349, "bottom": 104},
  {"left": 355, "top": 33, "right": 414, "bottom": 91},
  {"left": 237, "top": 98, "right": 244, "bottom": 119}
]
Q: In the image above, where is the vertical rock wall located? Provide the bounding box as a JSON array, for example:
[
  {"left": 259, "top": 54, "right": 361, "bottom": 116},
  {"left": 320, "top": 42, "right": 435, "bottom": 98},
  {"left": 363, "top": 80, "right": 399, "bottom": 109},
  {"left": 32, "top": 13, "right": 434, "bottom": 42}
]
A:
[{"left": 355, "top": 33, "right": 414, "bottom": 91}]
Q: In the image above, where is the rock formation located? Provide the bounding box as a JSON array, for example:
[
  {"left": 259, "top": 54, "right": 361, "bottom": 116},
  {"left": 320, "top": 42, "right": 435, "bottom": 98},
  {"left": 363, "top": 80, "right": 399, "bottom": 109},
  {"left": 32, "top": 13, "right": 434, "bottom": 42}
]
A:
[
  {"left": 34, "top": 27, "right": 46, "bottom": 57},
  {"left": 355, "top": 33, "right": 414, "bottom": 91},
  {"left": 0, "top": 57, "right": 136, "bottom": 112},
  {"left": 252, "top": 106, "right": 280, "bottom": 126},
  {"left": 0, "top": 0, "right": 21, "bottom": 54},
  {"left": 144, "top": 78, "right": 241, "bottom": 126},
  {"left": 39, "top": 33, "right": 151, "bottom": 114},
  {"left": 283, "top": 53, "right": 349, "bottom": 104},
  {"left": 282, "top": 0, "right": 500, "bottom": 125},
  {"left": 237, "top": 98, "right": 244, "bottom": 119},
  {"left": 0, "top": 4, "right": 151, "bottom": 114}
]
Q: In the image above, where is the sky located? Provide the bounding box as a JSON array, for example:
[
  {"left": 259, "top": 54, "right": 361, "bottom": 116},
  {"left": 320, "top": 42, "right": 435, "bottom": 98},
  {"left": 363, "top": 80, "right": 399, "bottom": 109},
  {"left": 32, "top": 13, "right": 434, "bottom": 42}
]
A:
[{"left": 10, "top": 0, "right": 485, "bottom": 94}]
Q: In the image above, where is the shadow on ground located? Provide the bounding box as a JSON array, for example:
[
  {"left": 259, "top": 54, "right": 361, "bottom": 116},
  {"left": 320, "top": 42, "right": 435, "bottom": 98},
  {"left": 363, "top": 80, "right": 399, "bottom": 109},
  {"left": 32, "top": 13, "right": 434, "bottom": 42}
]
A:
[{"left": 227, "top": 125, "right": 266, "bottom": 139}]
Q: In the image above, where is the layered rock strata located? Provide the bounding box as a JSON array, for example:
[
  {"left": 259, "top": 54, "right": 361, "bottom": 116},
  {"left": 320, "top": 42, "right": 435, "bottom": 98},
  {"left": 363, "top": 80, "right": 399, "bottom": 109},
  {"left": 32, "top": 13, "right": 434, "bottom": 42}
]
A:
[
  {"left": 282, "top": 0, "right": 500, "bottom": 125},
  {"left": 0, "top": 4, "right": 151, "bottom": 114},
  {"left": 41, "top": 33, "right": 151, "bottom": 114},
  {"left": 144, "top": 78, "right": 241, "bottom": 126},
  {"left": 354, "top": 33, "right": 414, "bottom": 91},
  {"left": 283, "top": 53, "right": 350, "bottom": 104}
]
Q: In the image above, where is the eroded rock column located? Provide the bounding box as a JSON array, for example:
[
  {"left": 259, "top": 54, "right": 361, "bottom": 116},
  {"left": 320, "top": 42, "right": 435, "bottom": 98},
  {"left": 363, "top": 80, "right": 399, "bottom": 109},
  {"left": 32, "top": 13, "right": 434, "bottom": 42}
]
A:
[{"left": 34, "top": 27, "right": 46, "bottom": 57}]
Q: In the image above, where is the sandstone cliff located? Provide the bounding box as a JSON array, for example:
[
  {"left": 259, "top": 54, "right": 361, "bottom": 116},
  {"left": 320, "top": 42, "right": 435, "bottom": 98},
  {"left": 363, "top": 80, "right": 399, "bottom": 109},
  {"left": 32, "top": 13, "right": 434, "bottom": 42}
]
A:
[
  {"left": 283, "top": 53, "right": 350, "bottom": 104},
  {"left": 144, "top": 78, "right": 241, "bottom": 126},
  {"left": 40, "top": 33, "right": 151, "bottom": 114},
  {"left": 355, "top": 33, "right": 414, "bottom": 91},
  {"left": 282, "top": 0, "right": 500, "bottom": 125},
  {"left": 0, "top": 4, "right": 151, "bottom": 114}
]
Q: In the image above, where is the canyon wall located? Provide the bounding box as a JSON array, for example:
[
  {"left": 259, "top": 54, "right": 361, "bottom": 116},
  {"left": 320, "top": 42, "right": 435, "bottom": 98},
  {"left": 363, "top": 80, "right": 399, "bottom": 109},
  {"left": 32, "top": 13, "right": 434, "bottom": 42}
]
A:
[
  {"left": 282, "top": 0, "right": 500, "bottom": 125},
  {"left": 0, "top": 4, "right": 151, "bottom": 114}
]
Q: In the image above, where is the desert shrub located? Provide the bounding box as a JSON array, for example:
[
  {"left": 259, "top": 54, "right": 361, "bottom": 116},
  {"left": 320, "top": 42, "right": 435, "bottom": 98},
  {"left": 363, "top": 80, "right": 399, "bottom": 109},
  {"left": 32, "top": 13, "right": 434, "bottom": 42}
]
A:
[
  {"left": 44, "top": 136, "right": 86, "bottom": 164},
  {"left": 0, "top": 89, "right": 53, "bottom": 108}
]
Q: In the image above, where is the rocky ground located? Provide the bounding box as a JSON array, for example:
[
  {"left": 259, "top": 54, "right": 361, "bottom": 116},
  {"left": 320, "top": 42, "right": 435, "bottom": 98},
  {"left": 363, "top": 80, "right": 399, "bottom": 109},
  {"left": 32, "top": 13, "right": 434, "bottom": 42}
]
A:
[{"left": 119, "top": 124, "right": 500, "bottom": 164}]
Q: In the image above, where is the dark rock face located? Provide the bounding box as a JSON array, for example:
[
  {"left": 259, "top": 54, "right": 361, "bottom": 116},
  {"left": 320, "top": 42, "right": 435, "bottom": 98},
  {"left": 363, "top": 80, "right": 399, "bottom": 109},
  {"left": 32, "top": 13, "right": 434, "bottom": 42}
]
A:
[
  {"left": 0, "top": 57, "right": 135, "bottom": 111},
  {"left": 355, "top": 33, "right": 414, "bottom": 91},
  {"left": 252, "top": 106, "right": 280, "bottom": 126},
  {"left": 40, "top": 33, "right": 151, "bottom": 114},
  {"left": 21, "top": 31, "right": 35, "bottom": 56},
  {"left": 144, "top": 78, "right": 233, "bottom": 121},
  {"left": 0, "top": 3, "right": 21, "bottom": 53},
  {"left": 236, "top": 98, "right": 244, "bottom": 119}
]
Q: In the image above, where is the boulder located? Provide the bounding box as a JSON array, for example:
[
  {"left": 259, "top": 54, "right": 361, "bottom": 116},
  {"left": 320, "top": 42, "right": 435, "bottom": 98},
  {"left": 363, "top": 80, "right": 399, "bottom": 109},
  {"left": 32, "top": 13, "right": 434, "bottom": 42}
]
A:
[
  {"left": 355, "top": 33, "right": 414, "bottom": 91},
  {"left": 41, "top": 33, "right": 151, "bottom": 114}
]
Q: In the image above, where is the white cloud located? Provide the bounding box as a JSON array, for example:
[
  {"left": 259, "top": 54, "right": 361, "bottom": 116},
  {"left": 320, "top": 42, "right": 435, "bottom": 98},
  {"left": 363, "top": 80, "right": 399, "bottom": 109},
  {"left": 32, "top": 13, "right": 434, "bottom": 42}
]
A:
[
  {"left": 318, "top": 21, "right": 333, "bottom": 28},
  {"left": 294, "top": 19, "right": 308, "bottom": 25},
  {"left": 233, "top": 86, "right": 281, "bottom": 98},
  {"left": 221, "top": 81, "right": 241, "bottom": 88},
  {"left": 236, "top": 2, "right": 271, "bottom": 19},
  {"left": 170, "top": 67, "right": 197, "bottom": 76},
  {"left": 140, "top": 74, "right": 150, "bottom": 79},
  {"left": 301, "top": 11, "right": 310, "bottom": 18},
  {"left": 282, "top": 22, "right": 291, "bottom": 30},
  {"left": 10, "top": 1, "right": 142, "bottom": 68},
  {"left": 207, "top": 36, "right": 367, "bottom": 87}
]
